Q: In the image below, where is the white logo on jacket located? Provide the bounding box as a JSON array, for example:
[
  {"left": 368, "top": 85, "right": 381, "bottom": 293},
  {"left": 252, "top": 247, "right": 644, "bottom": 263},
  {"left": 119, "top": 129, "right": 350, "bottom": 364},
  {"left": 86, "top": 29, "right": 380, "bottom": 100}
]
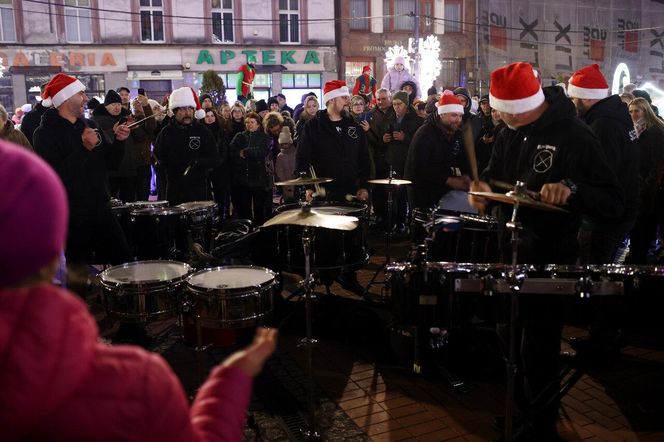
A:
[
  {"left": 347, "top": 126, "right": 358, "bottom": 139},
  {"left": 189, "top": 136, "right": 201, "bottom": 150},
  {"left": 533, "top": 149, "right": 554, "bottom": 173}
]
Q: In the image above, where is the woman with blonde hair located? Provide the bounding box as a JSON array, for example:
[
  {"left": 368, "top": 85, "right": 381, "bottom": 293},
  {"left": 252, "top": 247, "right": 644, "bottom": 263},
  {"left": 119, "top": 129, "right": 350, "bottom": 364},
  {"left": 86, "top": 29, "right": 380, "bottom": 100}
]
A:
[
  {"left": 0, "top": 104, "right": 32, "bottom": 150},
  {"left": 627, "top": 97, "right": 664, "bottom": 263},
  {"left": 294, "top": 95, "right": 319, "bottom": 142}
]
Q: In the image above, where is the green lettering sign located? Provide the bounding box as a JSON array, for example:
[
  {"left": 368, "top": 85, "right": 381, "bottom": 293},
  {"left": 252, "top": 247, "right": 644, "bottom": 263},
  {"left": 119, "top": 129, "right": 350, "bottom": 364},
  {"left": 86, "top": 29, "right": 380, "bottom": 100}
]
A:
[
  {"left": 262, "top": 50, "right": 276, "bottom": 64},
  {"left": 196, "top": 49, "right": 214, "bottom": 65},
  {"left": 304, "top": 51, "right": 320, "bottom": 64},
  {"left": 220, "top": 50, "right": 235, "bottom": 64},
  {"left": 281, "top": 50, "right": 296, "bottom": 64},
  {"left": 242, "top": 50, "right": 258, "bottom": 63}
]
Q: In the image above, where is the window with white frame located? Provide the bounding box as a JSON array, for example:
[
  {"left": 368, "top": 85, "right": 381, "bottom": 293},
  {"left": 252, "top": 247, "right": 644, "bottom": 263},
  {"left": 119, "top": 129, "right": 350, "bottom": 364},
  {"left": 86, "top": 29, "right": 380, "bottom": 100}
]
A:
[
  {"left": 279, "top": 0, "right": 299, "bottom": 44},
  {"left": 140, "top": 0, "right": 164, "bottom": 42},
  {"left": 0, "top": 0, "right": 16, "bottom": 42},
  {"left": 65, "top": 0, "right": 93, "bottom": 43},
  {"left": 211, "top": 0, "right": 233, "bottom": 43}
]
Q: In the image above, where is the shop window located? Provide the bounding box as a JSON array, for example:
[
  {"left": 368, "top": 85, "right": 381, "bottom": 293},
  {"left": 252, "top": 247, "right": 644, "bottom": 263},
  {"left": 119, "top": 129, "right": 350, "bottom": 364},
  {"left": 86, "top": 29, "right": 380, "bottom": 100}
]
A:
[
  {"left": 0, "top": 0, "right": 16, "bottom": 42},
  {"left": 444, "top": 0, "right": 462, "bottom": 34},
  {"left": 344, "top": 61, "right": 374, "bottom": 89},
  {"left": 281, "top": 73, "right": 321, "bottom": 107},
  {"left": 140, "top": 0, "right": 164, "bottom": 42},
  {"left": 440, "top": 59, "right": 460, "bottom": 90},
  {"left": 383, "top": 0, "right": 433, "bottom": 33},
  {"left": 65, "top": 0, "right": 93, "bottom": 43},
  {"left": 279, "top": 0, "right": 299, "bottom": 44},
  {"left": 349, "top": 0, "right": 368, "bottom": 30},
  {"left": 193, "top": 72, "right": 271, "bottom": 105},
  {"left": 211, "top": 0, "right": 233, "bottom": 43},
  {"left": 0, "top": 74, "right": 12, "bottom": 112},
  {"left": 77, "top": 74, "right": 105, "bottom": 98}
]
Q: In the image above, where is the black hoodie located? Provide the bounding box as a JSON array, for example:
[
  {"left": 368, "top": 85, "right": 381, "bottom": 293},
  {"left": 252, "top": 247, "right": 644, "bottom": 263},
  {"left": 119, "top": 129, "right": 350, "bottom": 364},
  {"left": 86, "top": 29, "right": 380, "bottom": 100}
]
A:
[
  {"left": 19, "top": 102, "right": 47, "bottom": 147},
  {"left": 580, "top": 94, "right": 639, "bottom": 230},
  {"left": 483, "top": 86, "right": 624, "bottom": 263}
]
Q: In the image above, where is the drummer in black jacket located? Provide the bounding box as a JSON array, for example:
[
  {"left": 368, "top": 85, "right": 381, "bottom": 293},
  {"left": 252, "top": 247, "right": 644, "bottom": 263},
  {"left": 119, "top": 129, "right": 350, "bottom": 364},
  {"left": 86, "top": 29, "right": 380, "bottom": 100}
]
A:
[
  {"left": 154, "top": 87, "right": 220, "bottom": 205},
  {"left": 33, "top": 73, "right": 131, "bottom": 265},
  {"left": 567, "top": 63, "right": 639, "bottom": 264},
  {"left": 469, "top": 63, "right": 624, "bottom": 440}
]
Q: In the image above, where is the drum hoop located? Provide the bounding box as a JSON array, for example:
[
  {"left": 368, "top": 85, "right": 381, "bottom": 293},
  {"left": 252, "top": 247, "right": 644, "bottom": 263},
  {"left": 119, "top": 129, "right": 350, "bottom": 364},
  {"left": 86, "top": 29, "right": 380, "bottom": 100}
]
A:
[
  {"left": 100, "top": 260, "right": 193, "bottom": 289},
  {"left": 186, "top": 265, "right": 277, "bottom": 294},
  {"left": 130, "top": 207, "right": 186, "bottom": 216}
]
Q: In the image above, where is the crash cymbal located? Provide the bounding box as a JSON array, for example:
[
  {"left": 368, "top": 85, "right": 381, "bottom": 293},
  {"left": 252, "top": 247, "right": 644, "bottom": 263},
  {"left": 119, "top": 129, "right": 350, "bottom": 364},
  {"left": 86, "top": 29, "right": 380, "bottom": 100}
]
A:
[
  {"left": 469, "top": 191, "right": 568, "bottom": 212},
  {"left": 274, "top": 176, "right": 333, "bottom": 186},
  {"left": 368, "top": 178, "right": 412, "bottom": 186},
  {"left": 262, "top": 207, "right": 358, "bottom": 231}
]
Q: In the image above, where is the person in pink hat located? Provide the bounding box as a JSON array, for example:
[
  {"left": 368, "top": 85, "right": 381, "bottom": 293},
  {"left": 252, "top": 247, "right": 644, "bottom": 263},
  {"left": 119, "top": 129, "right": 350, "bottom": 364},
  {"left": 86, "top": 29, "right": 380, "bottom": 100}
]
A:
[
  {"left": 0, "top": 140, "right": 277, "bottom": 441},
  {"left": 33, "top": 73, "right": 133, "bottom": 268},
  {"left": 469, "top": 62, "right": 624, "bottom": 440},
  {"left": 567, "top": 63, "right": 638, "bottom": 264}
]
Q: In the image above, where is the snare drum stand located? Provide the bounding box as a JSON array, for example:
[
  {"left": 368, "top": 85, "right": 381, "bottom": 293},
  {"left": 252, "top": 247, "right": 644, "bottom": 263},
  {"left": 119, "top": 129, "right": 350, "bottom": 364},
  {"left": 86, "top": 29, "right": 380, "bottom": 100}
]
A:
[{"left": 298, "top": 225, "right": 322, "bottom": 440}]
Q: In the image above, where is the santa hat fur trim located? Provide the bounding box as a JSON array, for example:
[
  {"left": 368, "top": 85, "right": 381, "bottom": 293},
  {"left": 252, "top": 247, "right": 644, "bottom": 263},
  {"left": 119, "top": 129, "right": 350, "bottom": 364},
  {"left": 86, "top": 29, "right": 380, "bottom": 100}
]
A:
[
  {"left": 41, "top": 73, "right": 86, "bottom": 108},
  {"left": 169, "top": 86, "right": 206, "bottom": 119},
  {"left": 567, "top": 64, "right": 609, "bottom": 100},
  {"left": 436, "top": 90, "right": 465, "bottom": 115},
  {"left": 323, "top": 80, "right": 350, "bottom": 104},
  {"left": 489, "top": 62, "right": 545, "bottom": 114}
]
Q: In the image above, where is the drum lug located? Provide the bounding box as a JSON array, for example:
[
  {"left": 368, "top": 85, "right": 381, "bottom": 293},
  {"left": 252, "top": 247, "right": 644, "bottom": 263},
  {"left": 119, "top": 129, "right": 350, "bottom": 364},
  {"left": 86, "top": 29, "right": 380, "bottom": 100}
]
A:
[
  {"left": 575, "top": 276, "right": 592, "bottom": 299},
  {"left": 481, "top": 273, "right": 495, "bottom": 297}
]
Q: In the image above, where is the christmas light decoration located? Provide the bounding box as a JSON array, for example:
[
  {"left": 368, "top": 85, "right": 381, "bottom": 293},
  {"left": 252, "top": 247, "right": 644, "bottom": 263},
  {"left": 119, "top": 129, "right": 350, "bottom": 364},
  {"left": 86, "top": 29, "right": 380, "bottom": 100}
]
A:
[{"left": 417, "top": 36, "right": 442, "bottom": 95}]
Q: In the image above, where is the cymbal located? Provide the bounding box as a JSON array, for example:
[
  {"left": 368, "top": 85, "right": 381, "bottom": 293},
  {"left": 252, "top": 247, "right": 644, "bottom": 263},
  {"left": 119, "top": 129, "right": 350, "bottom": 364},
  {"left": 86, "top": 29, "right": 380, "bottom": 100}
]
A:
[
  {"left": 368, "top": 178, "right": 412, "bottom": 186},
  {"left": 262, "top": 207, "right": 359, "bottom": 231},
  {"left": 274, "top": 176, "right": 333, "bottom": 186},
  {"left": 469, "top": 191, "right": 568, "bottom": 212}
]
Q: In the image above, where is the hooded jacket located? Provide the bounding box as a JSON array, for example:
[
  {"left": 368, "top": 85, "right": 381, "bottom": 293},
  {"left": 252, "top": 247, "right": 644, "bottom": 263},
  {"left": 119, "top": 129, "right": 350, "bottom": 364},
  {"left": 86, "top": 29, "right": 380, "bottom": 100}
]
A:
[
  {"left": 383, "top": 107, "right": 423, "bottom": 176},
  {"left": 405, "top": 112, "right": 468, "bottom": 210},
  {"left": 0, "top": 283, "right": 251, "bottom": 442},
  {"left": 381, "top": 68, "right": 421, "bottom": 98},
  {"left": 296, "top": 109, "right": 371, "bottom": 200},
  {"left": 19, "top": 101, "right": 47, "bottom": 147},
  {"left": 34, "top": 108, "right": 125, "bottom": 216},
  {"left": 580, "top": 94, "right": 639, "bottom": 230},
  {"left": 92, "top": 105, "right": 145, "bottom": 178},
  {"left": 454, "top": 87, "right": 483, "bottom": 144},
  {"left": 228, "top": 129, "right": 270, "bottom": 188},
  {"left": 482, "top": 86, "right": 625, "bottom": 263}
]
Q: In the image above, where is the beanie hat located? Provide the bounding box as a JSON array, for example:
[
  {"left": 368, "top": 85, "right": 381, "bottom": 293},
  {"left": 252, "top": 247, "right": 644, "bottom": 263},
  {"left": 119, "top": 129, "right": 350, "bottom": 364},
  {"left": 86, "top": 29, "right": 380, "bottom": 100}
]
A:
[
  {"left": 103, "top": 89, "right": 122, "bottom": 106},
  {"left": 255, "top": 99, "right": 268, "bottom": 113},
  {"left": 147, "top": 99, "right": 163, "bottom": 111},
  {"left": 453, "top": 87, "right": 472, "bottom": 112},
  {"left": 632, "top": 89, "right": 652, "bottom": 104},
  {"left": 489, "top": 62, "right": 545, "bottom": 114},
  {"left": 278, "top": 126, "right": 293, "bottom": 144},
  {"left": 392, "top": 90, "right": 410, "bottom": 106},
  {"left": 362, "top": 65, "right": 372, "bottom": 74},
  {"left": 20, "top": 103, "right": 32, "bottom": 113},
  {"left": 0, "top": 140, "right": 68, "bottom": 287},
  {"left": 323, "top": 80, "right": 350, "bottom": 104},
  {"left": 41, "top": 73, "right": 86, "bottom": 108},
  {"left": 393, "top": 56, "right": 405, "bottom": 66},
  {"left": 267, "top": 96, "right": 279, "bottom": 107},
  {"left": 479, "top": 94, "right": 489, "bottom": 103},
  {"left": 567, "top": 64, "right": 609, "bottom": 100},
  {"left": 436, "top": 90, "right": 464, "bottom": 115},
  {"left": 169, "top": 86, "right": 206, "bottom": 119},
  {"left": 427, "top": 85, "right": 438, "bottom": 96}
]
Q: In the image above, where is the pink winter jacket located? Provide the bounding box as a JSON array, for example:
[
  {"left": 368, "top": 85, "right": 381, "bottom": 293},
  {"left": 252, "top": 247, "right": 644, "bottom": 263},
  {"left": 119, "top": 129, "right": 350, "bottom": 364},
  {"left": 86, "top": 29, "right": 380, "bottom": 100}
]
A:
[{"left": 0, "top": 284, "right": 252, "bottom": 441}]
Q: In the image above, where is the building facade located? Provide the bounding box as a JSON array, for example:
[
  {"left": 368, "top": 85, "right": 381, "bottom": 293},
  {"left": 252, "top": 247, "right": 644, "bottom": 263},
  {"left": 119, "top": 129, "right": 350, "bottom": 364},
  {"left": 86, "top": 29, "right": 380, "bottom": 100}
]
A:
[{"left": 0, "top": 0, "right": 337, "bottom": 111}]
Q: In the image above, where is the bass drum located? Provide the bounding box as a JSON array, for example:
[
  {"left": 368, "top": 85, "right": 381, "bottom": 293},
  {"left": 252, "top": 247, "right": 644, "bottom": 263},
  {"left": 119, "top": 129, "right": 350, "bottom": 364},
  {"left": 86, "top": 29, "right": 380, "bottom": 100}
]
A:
[
  {"left": 272, "top": 201, "right": 369, "bottom": 272},
  {"left": 100, "top": 260, "right": 192, "bottom": 322}
]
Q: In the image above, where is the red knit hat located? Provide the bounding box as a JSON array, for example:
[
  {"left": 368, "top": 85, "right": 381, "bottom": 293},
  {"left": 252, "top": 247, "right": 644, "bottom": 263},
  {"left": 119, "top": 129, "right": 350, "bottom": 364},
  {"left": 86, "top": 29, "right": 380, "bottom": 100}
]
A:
[
  {"left": 362, "top": 65, "right": 371, "bottom": 74},
  {"left": 436, "top": 90, "right": 464, "bottom": 115},
  {"left": 489, "top": 62, "right": 545, "bottom": 114},
  {"left": 567, "top": 64, "right": 609, "bottom": 100},
  {"left": 41, "top": 73, "right": 86, "bottom": 108},
  {"left": 323, "top": 80, "right": 350, "bottom": 104},
  {"left": 168, "top": 86, "right": 206, "bottom": 119}
]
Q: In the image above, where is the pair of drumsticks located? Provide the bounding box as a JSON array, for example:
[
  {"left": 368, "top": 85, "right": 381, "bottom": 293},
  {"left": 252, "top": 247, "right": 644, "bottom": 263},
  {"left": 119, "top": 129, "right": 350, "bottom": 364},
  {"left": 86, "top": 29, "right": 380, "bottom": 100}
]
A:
[{"left": 309, "top": 165, "right": 326, "bottom": 198}]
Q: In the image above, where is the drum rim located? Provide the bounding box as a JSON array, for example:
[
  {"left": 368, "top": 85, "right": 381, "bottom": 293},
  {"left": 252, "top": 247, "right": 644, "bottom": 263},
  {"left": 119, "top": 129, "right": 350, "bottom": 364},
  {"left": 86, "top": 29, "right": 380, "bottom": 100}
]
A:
[
  {"left": 130, "top": 207, "right": 186, "bottom": 216},
  {"left": 100, "top": 260, "right": 193, "bottom": 288},
  {"left": 275, "top": 200, "right": 368, "bottom": 214},
  {"left": 177, "top": 200, "right": 218, "bottom": 211},
  {"left": 186, "top": 265, "right": 277, "bottom": 293}
]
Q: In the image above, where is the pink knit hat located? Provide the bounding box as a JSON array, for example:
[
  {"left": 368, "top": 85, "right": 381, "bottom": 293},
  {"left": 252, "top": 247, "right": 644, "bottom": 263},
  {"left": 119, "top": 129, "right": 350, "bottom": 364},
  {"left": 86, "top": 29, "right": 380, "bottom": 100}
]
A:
[{"left": 0, "top": 140, "right": 68, "bottom": 287}]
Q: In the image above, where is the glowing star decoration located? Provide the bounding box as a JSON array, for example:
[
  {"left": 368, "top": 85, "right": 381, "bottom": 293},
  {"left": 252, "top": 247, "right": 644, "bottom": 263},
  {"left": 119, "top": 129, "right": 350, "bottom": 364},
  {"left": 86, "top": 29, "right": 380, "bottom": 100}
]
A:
[
  {"left": 612, "top": 63, "right": 631, "bottom": 95},
  {"left": 384, "top": 45, "right": 412, "bottom": 71},
  {"left": 0, "top": 57, "right": 4, "bottom": 79},
  {"left": 417, "top": 36, "right": 442, "bottom": 95}
]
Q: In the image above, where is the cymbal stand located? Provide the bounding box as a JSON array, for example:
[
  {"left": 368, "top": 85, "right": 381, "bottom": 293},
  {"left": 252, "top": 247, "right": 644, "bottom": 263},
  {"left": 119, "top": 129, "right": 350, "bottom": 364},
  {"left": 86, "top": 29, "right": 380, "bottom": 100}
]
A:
[
  {"left": 364, "top": 167, "right": 397, "bottom": 302},
  {"left": 298, "top": 223, "right": 322, "bottom": 440},
  {"left": 504, "top": 181, "right": 525, "bottom": 442}
]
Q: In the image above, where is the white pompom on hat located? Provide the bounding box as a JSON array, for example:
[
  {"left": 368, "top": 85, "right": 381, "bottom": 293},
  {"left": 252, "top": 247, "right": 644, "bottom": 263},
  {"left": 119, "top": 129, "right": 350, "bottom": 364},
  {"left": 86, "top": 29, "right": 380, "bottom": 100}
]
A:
[
  {"left": 41, "top": 73, "right": 86, "bottom": 108},
  {"left": 169, "top": 86, "right": 206, "bottom": 119}
]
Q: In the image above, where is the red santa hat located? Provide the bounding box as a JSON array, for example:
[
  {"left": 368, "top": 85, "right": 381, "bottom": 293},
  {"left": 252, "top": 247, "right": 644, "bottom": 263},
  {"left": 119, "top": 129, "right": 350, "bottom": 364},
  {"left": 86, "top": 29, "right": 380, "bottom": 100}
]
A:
[
  {"left": 436, "top": 90, "right": 464, "bottom": 115},
  {"left": 489, "top": 62, "right": 545, "bottom": 114},
  {"left": 323, "top": 80, "right": 350, "bottom": 104},
  {"left": 168, "top": 86, "right": 206, "bottom": 119},
  {"left": 362, "top": 65, "right": 372, "bottom": 74},
  {"left": 567, "top": 64, "right": 609, "bottom": 100},
  {"left": 41, "top": 73, "right": 86, "bottom": 108}
]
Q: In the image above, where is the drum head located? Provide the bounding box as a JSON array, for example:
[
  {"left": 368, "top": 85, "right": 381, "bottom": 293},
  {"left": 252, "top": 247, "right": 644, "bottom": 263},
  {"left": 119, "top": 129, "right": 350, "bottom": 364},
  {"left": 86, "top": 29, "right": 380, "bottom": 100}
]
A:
[
  {"left": 188, "top": 266, "right": 276, "bottom": 290},
  {"left": 101, "top": 260, "right": 191, "bottom": 286},
  {"left": 178, "top": 201, "right": 217, "bottom": 211},
  {"left": 128, "top": 200, "right": 169, "bottom": 209}
]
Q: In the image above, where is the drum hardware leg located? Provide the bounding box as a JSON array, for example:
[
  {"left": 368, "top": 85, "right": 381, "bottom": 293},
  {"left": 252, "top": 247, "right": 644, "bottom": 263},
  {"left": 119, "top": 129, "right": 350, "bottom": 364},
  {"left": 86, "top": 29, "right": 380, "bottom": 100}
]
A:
[
  {"left": 194, "top": 313, "right": 211, "bottom": 387},
  {"left": 298, "top": 226, "right": 322, "bottom": 440}
]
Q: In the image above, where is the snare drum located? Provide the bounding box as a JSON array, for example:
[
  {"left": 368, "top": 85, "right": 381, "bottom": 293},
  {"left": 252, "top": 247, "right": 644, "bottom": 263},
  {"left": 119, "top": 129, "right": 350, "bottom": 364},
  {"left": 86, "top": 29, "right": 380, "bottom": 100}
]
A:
[
  {"left": 100, "top": 260, "right": 192, "bottom": 322},
  {"left": 184, "top": 266, "right": 277, "bottom": 330},
  {"left": 130, "top": 207, "right": 188, "bottom": 260},
  {"left": 273, "top": 201, "right": 369, "bottom": 272},
  {"left": 177, "top": 201, "right": 219, "bottom": 252}
]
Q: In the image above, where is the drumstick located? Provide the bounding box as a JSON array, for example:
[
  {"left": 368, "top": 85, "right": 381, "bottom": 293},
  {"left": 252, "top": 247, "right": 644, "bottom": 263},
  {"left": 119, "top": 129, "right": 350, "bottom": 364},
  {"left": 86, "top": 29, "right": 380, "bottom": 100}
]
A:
[
  {"left": 126, "top": 113, "right": 157, "bottom": 128},
  {"left": 462, "top": 123, "right": 484, "bottom": 215},
  {"left": 309, "top": 165, "right": 326, "bottom": 198}
]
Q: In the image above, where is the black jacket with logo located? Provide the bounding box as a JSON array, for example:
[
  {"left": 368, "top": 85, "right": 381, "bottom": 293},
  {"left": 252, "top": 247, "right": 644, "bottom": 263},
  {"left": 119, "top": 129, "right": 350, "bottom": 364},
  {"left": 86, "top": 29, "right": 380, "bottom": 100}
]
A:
[
  {"left": 296, "top": 110, "right": 370, "bottom": 200},
  {"left": 483, "top": 86, "right": 624, "bottom": 263}
]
